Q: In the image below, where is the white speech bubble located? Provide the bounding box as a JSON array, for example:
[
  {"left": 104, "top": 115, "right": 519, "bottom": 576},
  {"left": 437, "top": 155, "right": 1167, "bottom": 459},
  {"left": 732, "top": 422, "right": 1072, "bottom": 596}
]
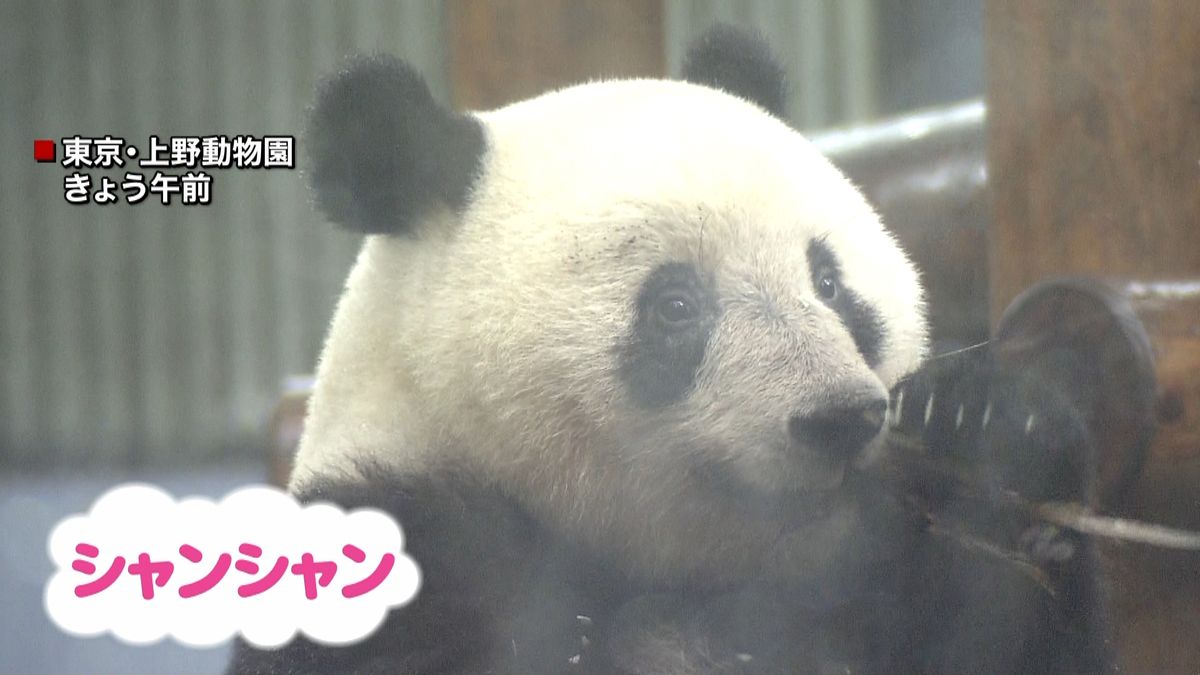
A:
[{"left": 44, "top": 483, "right": 421, "bottom": 648}]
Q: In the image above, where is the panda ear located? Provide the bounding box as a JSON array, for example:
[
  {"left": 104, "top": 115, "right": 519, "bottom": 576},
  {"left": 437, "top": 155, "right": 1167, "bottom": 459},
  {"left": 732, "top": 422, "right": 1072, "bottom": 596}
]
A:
[
  {"left": 306, "top": 54, "right": 486, "bottom": 235},
  {"left": 681, "top": 25, "right": 788, "bottom": 119}
]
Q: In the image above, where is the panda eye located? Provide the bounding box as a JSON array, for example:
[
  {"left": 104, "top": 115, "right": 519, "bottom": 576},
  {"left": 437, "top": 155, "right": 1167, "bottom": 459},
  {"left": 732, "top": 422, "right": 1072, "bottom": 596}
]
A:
[
  {"left": 654, "top": 293, "right": 698, "bottom": 326},
  {"left": 817, "top": 274, "right": 838, "bottom": 301}
]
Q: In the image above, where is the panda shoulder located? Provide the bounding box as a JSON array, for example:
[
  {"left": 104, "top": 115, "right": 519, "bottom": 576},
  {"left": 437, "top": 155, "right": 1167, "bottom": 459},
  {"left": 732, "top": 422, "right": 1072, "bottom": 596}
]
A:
[
  {"left": 227, "top": 467, "right": 545, "bottom": 674},
  {"left": 294, "top": 464, "right": 540, "bottom": 581}
]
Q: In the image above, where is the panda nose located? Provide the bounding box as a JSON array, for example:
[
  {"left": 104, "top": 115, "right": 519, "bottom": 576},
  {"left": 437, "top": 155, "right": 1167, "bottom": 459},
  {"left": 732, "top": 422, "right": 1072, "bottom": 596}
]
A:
[{"left": 788, "top": 397, "right": 888, "bottom": 461}]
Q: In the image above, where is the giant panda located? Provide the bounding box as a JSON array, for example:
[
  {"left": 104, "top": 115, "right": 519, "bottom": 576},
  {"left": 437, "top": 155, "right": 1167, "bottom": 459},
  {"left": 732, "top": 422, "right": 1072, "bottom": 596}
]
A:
[{"left": 229, "top": 27, "right": 1112, "bottom": 674}]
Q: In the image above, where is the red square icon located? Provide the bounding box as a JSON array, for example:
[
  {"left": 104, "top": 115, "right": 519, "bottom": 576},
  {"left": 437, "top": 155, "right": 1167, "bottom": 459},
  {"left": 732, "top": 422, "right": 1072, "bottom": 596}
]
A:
[{"left": 34, "top": 138, "right": 56, "bottom": 163}]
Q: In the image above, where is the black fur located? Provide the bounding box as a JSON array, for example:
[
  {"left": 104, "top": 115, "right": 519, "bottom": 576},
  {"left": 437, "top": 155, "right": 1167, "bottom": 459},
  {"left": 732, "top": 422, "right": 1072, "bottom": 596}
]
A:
[
  {"left": 618, "top": 262, "right": 718, "bottom": 408},
  {"left": 887, "top": 346, "right": 1113, "bottom": 674},
  {"left": 681, "top": 25, "right": 788, "bottom": 119},
  {"left": 227, "top": 368, "right": 1114, "bottom": 675},
  {"left": 226, "top": 465, "right": 641, "bottom": 674},
  {"left": 807, "top": 238, "right": 887, "bottom": 368},
  {"left": 306, "top": 54, "right": 486, "bottom": 234},
  {"left": 892, "top": 345, "right": 1097, "bottom": 505}
]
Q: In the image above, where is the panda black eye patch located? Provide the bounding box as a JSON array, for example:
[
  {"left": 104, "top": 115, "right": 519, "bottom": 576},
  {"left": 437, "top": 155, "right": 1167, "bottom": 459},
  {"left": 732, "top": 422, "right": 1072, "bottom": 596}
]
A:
[
  {"left": 618, "top": 262, "right": 717, "bottom": 408},
  {"left": 806, "top": 238, "right": 886, "bottom": 368}
]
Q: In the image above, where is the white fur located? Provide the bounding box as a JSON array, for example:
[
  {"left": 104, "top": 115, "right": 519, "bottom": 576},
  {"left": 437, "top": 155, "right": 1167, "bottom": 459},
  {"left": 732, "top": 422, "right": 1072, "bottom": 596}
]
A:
[{"left": 291, "top": 79, "right": 927, "bottom": 585}]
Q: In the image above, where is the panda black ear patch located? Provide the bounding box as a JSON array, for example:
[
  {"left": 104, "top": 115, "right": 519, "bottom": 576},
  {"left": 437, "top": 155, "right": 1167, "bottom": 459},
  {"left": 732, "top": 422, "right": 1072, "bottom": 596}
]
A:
[
  {"left": 681, "top": 25, "right": 787, "bottom": 119},
  {"left": 307, "top": 54, "right": 486, "bottom": 235}
]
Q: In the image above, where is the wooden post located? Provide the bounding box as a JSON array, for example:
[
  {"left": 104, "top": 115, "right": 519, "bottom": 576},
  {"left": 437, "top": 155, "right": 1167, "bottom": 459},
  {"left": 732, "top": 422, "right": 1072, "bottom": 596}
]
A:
[
  {"left": 986, "top": 3, "right": 1200, "bottom": 671},
  {"left": 446, "top": 0, "right": 664, "bottom": 110},
  {"left": 985, "top": 2, "right": 1200, "bottom": 319}
]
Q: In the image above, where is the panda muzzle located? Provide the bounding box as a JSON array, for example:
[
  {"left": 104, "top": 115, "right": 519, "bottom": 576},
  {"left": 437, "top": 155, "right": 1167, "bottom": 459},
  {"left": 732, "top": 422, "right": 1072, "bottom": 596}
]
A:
[{"left": 787, "top": 397, "right": 888, "bottom": 462}]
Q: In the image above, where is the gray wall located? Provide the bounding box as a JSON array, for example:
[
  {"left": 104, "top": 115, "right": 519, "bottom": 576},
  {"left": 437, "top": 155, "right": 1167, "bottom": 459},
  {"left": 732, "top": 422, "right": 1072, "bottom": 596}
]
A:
[{"left": 1, "top": 1, "right": 448, "bottom": 470}]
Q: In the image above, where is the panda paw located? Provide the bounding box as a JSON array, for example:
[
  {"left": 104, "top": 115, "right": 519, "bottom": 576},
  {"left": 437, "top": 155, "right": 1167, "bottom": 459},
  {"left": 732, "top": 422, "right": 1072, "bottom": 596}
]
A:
[{"left": 1018, "top": 523, "right": 1077, "bottom": 565}]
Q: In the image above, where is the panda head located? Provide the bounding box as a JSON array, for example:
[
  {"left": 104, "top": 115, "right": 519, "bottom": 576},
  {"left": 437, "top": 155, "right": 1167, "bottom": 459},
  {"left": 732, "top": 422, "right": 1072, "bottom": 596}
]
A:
[{"left": 295, "top": 28, "right": 927, "bottom": 581}]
